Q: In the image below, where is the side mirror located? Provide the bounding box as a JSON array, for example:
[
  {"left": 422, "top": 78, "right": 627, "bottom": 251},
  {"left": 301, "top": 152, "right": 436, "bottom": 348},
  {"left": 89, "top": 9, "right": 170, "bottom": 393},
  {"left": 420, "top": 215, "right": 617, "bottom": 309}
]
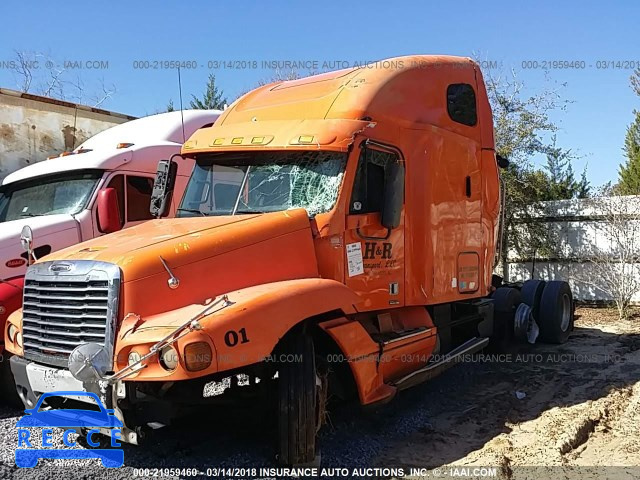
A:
[
  {"left": 496, "top": 154, "right": 510, "bottom": 169},
  {"left": 20, "top": 225, "right": 35, "bottom": 265},
  {"left": 381, "top": 162, "right": 405, "bottom": 230},
  {"left": 97, "top": 188, "right": 122, "bottom": 234},
  {"left": 150, "top": 159, "right": 178, "bottom": 218}
]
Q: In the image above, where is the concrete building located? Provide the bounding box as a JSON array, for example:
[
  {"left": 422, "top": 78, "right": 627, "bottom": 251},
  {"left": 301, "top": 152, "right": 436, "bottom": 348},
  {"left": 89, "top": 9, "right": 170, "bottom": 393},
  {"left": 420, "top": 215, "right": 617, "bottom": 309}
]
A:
[{"left": 0, "top": 88, "right": 135, "bottom": 181}]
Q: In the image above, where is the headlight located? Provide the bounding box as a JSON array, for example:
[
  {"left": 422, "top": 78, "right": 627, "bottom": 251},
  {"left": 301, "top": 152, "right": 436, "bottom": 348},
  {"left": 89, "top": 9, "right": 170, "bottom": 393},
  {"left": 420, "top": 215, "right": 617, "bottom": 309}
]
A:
[
  {"left": 128, "top": 350, "right": 143, "bottom": 370},
  {"left": 16, "top": 331, "right": 22, "bottom": 348},
  {"left": 7, "top": 324, "right": 17, "bottom": 343},
  {"left": 184, "top": 342, "right": 212, "bottom": 372},
  {"left": 159, "top": 346, "right": 179, "bottom": 371}
]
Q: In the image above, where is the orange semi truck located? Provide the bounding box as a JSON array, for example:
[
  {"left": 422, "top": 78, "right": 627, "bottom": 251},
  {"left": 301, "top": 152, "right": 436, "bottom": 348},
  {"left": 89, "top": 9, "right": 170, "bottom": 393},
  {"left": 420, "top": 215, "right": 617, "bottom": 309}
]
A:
[{"left": 5, "top": 55, "right": 573, "bottom": 465}]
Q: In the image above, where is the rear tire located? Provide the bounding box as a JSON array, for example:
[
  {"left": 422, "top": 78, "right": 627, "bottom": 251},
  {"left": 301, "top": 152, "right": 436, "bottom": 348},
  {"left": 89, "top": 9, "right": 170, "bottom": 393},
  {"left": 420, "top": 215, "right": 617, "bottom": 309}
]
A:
[
  {"left": 277, "top": 333, "right": 320, "bottom": 466},
  {"left": 521, "top": 279, "right": 546, "bottom": 320},
  {"left": 538, "top": 281, "right": 573, "bottom": 344},
  {"left": 489, "top": 287, "right": 521, "bottom": 351}
]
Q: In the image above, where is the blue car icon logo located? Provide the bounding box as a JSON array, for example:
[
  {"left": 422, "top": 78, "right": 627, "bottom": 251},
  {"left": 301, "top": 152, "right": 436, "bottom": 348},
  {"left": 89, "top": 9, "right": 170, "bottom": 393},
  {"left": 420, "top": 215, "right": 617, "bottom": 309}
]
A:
[{"left": 15, "top": 391, "right": 124, "bottom": 468}]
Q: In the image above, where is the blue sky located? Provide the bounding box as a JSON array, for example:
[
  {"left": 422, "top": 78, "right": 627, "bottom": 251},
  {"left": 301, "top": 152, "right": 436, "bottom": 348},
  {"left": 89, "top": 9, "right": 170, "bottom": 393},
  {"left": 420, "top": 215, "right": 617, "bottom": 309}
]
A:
[{"left": 1, "top": 0, "right": 638, "bottom": 186}]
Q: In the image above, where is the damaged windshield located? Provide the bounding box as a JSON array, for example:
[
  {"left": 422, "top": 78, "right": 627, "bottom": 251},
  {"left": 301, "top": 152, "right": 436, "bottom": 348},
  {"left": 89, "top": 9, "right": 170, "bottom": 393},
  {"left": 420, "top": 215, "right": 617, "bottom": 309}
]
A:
[
  {"left": 0, "top": 170, "right": 102, "bottom": 222},
  {"left": 178, "top": 151, "right": 347, "bottom": 217}
]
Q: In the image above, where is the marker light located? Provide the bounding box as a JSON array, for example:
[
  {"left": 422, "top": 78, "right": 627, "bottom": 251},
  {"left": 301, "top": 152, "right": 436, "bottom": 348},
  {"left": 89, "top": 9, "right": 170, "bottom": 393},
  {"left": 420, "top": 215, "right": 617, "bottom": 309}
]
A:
[
  {"left": 184, "top": 342, "right": 212, "bottom": 372},
  {"left": 116, "top": 143, "right": 134, "bottom": 149}
]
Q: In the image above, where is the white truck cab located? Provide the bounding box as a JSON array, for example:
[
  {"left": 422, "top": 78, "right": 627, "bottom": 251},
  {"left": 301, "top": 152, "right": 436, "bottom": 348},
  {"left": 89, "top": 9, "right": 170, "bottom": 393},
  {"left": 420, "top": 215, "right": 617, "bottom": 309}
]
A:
[{"left": 0, "top": 110, "right": 221, "bottom": 386}]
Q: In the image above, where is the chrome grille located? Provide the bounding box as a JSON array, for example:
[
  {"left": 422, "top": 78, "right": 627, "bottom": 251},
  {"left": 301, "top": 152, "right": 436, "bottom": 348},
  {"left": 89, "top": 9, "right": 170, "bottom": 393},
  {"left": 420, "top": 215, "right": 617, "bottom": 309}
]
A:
[{"left": 22, "top": 261, "right": 120, "bottom": 368}]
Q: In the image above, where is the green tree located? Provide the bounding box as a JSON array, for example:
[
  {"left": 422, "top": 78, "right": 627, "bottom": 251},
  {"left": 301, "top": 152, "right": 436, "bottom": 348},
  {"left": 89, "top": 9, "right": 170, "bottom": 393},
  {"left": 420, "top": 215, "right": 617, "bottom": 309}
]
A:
[
  {"left": 618, "top": 110, "right": 640, "bottom": 195},
  {"left": 541, "top": 139, "right": 590, "bottom": 200},
  {"left": 166, "top": 99, "right": 175, "bottom": 112},
  {"left": 190, "top": 74, "right": 227, "bottom": 110},
  {"left": 485, "top": 70, "right": 575, "bottom": 278}
]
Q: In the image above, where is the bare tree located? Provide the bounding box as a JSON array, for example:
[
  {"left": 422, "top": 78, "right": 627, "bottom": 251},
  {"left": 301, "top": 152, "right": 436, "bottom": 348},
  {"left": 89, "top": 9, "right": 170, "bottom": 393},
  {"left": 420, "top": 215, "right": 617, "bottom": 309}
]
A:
[
  {"left": 12, "top": 50, "right": 39, "bottom": 92},
  {"left": 580, "top": 191, "right": 640, "bottom": 320},
  {"left": 256, "top": 68, "right": 303, "bottom": 86},
  {"left": 10, "top": 50, "right": 116, "bottom": 108},
  {"left": 89, "top": 78, "right": 117, "bottom": 108}
]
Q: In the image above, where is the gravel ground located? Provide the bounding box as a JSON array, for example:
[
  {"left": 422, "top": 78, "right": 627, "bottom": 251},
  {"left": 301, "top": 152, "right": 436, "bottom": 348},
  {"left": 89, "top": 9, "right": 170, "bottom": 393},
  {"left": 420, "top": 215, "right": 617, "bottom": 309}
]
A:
[{"left": 0, "top": 307, "right": 638, "bottom": 480}]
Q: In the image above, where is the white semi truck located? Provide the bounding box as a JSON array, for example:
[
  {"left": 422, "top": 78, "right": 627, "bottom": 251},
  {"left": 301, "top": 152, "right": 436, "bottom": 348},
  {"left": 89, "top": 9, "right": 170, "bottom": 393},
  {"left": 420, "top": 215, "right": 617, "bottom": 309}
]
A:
[{"left": 0, "top": 110, "right": 221, "bottom": 402}]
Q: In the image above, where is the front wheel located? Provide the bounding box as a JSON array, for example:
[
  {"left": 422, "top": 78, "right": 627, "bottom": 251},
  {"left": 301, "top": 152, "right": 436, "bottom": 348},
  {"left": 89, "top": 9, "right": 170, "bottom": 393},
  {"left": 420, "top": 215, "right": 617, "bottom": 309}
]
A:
[{"left": 277, "top": 333, "right": 323, "bottom": 466}]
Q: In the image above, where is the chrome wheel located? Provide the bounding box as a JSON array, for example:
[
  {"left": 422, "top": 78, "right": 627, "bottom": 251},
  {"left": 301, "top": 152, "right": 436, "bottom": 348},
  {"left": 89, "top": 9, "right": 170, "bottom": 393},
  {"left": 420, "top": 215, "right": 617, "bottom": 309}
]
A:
[{"left": 560, "top": 293, "right": 571, "bottom": 332}]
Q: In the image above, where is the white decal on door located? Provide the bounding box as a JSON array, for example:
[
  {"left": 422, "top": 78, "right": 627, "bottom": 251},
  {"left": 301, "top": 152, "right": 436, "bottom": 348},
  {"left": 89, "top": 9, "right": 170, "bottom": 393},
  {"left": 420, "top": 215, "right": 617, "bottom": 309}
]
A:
[{"left": 346, "top": 242, "right": 365, "bottom": 277}]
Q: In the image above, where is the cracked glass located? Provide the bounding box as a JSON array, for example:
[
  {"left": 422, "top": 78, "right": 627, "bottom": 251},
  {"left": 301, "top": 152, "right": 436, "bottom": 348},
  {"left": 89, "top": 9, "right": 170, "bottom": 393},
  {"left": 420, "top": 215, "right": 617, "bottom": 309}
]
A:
[{"left": 179, "top": 151, "right": 347, "bottom": 217}]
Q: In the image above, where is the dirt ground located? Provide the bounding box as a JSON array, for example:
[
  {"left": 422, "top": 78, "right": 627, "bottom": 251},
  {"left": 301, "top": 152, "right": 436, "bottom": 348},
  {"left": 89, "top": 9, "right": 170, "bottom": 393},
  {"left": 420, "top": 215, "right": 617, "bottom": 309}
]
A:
[
  {"left": 376, "top": 307, "right": 640, "bottom": 480},
  {"left": 0, "top": 307, "right": 638, "bottom": 480}
]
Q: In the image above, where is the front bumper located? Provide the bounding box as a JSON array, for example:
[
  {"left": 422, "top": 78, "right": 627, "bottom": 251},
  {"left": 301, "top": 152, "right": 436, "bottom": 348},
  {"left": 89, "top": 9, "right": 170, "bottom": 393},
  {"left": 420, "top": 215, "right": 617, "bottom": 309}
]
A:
[
  {"left": 10, "top": 355, "right": 90, "bottom": 409},
  {"left": 10, "top": 356, "right": 141, "bottom": 444}
]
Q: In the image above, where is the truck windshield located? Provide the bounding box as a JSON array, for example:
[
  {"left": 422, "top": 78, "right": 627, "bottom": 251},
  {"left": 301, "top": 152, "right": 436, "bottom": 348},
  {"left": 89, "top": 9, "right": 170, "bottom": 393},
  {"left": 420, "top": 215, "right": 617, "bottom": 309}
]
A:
[
  {"left": 178, "top": 151, "right": 346, "bottom": 217},
  {"left": 0, "top": 170, "right": 102, "bottom": 222}
]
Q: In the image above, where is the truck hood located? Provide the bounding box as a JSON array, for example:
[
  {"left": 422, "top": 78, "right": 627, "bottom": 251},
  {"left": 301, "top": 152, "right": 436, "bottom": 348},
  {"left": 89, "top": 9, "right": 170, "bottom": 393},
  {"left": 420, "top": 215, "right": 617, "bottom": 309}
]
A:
[
  {"left": 0, "top": 214, "right": 78, "bottom": 250},
  {"left": 45, "top": 209, "right": 317, "bottom": 283}
]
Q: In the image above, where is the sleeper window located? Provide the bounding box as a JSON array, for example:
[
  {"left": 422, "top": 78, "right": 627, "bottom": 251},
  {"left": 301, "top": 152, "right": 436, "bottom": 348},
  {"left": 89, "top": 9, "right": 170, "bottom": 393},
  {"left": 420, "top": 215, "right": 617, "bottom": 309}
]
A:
[{"left": 447, "top": 83, "right": 477, "bottom": 126}]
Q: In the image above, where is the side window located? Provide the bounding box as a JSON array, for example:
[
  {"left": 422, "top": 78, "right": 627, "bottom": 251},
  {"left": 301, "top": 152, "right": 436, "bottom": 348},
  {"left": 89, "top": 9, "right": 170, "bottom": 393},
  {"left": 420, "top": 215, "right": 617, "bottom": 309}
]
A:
[
  {"left": 350, "top": 148, "right": 397, "bottom": 214},
  {"left": 447, "top": 83, "right": 477, "bottom": 126},
  {"left": 126, "top": 176, "right": 154, "bottom": 221},
  {"left": 105, "top": 174, "right": 125, "bottom": 227}
]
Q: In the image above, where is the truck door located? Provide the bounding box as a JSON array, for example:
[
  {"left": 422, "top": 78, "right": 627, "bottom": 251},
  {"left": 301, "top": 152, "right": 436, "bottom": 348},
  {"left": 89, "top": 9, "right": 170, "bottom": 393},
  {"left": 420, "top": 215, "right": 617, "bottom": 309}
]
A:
[{"left": 343, "top": 143, "right": 405, "bottom": 311}]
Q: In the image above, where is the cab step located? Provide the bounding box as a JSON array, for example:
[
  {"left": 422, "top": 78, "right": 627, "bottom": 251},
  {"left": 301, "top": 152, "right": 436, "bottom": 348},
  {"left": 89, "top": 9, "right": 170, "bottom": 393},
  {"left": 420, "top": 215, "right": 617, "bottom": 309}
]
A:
[{"left": 392, "top": 337, "right": 489, "bottom": 391}]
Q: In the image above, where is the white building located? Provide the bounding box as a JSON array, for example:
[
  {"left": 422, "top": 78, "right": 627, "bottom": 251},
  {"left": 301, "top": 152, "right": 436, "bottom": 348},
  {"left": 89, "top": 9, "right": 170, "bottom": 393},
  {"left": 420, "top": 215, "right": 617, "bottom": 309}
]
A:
[{"left": 506, "top": 196, "right": 640, "bottom": 302}]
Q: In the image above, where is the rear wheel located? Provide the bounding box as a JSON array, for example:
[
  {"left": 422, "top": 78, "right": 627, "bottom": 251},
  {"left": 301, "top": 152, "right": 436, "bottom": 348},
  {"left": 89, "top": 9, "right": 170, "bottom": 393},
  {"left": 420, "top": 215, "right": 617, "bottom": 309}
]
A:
[
  {"left": 489, "top": 287, "right": 521, "bottom": 351},
  {"left": 277, "top": 333, "right": 323, "bottom": 466},
  {"left": 521, "top": 279, "right": 546, "bottom": 320},
  {"left": 538, "top": 281, "right": 573, "bottom": 344}
]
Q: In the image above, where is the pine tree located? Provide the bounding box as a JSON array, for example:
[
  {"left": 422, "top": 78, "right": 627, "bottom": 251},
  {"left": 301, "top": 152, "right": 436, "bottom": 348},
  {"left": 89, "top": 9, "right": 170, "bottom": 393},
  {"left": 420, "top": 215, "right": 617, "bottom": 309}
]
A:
[
  {"left": 618, "top": 111, "right": 640, "bottom": 195},
  {"left": 541, "top": 139, "right": 590, "bottom": 200},
  {"left": 190, "top": 74, "right": 227, "bottom": 110},
  {"left": 577, "top": 169, "right": 590, "bottom": 198},
  {"left": 166, "top": 99, "right": 175, "bottom": 112}
]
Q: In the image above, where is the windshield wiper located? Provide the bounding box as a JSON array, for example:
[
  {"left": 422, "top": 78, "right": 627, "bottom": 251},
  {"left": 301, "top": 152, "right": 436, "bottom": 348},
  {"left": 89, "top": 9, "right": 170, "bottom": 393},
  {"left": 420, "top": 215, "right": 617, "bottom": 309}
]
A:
[
  {"left": 233, "top": 209, "right": 265, "bottom": 215},
  {"left": 176, "top": 208, "right": 208, "bottom": 216},
  {"left": 20, "top": 212, "right": 37, "bottom": 217}
]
